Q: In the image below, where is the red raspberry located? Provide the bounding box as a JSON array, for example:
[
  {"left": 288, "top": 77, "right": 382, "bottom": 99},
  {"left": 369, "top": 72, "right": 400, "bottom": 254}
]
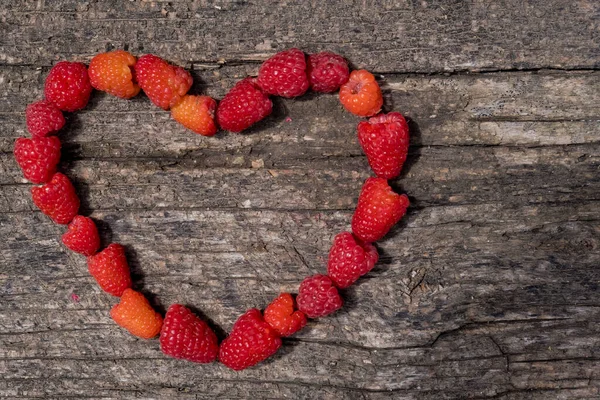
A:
[
  {"left": 307, "top": 52, "right": 350, "bottom": 93},
  {"left": 110, "top": 289, "right": 163, "bottom": 339},
  {"left": 170, "top": 95, "right": 218, "bottom": 136},
  {"left": 358, "top": 112, "right": 410, "bottom": 179},
  {"left": 44, "top": 61, "right": 92, "bottom": 112},
  {"left": 296, "top": 275, "right": 343, "bottom": 319},
  {"left": 61, "top": 215, "right": 100, "bottom": 256},
  {"left": 160, "top": 304, "right": 219, "bottom": 364},
  {"left": 31, "top": 172, "right": 79, "bottom": 225},
  {"left": 25, "top": 100, "right": 65, "bottom": 138},
  {"left": 219, "top": 308, "right": 282, "bottom": 371},
  {"left": 216, "top": 78, "right": 273, "bottom": 133},
  {"left": 351, "top": 177, "right": 410, "bottom": 243},
  {"left": 327, "top": 232, "right": 379, "bottom": 289},
  {"left": 87, "top": 243, "right": 132, "bottom": 297},
  {"left": 88, "top": 50, "right": 141, "bottom": 99},
  {"left": 256, "top": 48, "right": 309, "bottom": 98},
  {"left": 264, "top": 293, "right": 307, "bottom": 337},
  {"left": 135, "top": 54, "right": 192, "bottom": 110},
  {"left": 13, "top": 137, "right": 61, "bottom": 184},
  {"left": 339, "top": 70, "right": 383, "bottom": 117}
]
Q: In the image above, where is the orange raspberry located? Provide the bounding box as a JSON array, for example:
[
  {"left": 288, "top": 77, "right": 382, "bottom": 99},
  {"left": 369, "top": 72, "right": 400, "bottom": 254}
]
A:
[
  {"left": 170, "top": 95, "right": 218, "bottom": 136},
  {"left": 88, "top": 50, "right": 140, "bottom": 99},
  {"left": 110, "top": 289, "right": 163, "bottom": 339},
  {"left": 339, "top": 70, "right": 383, "bottom": 117},
  {"left": 264, "top": 293, "right": 307, "bottom": 337},
  {"left": 135, "top": 54, "right": 193, "bottom": 110}
]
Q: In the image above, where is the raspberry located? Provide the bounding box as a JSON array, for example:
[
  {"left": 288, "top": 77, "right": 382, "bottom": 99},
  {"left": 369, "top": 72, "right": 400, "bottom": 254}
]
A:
[
  {"left": 135, "top": 54, "right": 192, "bottom": 110},
  {"left": 160, "top": 304, "right": 219, "bottom": 363},
  {"left": 296, "top": 275, "right": 343, "bottom": 319},
  {"left": 25, "top": 100, "right": 66, "bottom": 138},
  {"left": 256, "top": 48, "right": 309, "bottom": 98},
  {"left": 351, "top": 177, "right": 410, "bottom": 243},
  {"left": 264, "top": 293, "right": 307, "bottom": 337},
  {"left": 170, "top": 95, "right": 218, "bottom": 136},
  {"left": 358, "top": 112, "right": 410, "bottom": 179},
  {"left": 13, "top": 136, "right": 61, "bottom": 184},
  {"left": 219, "top": 308, "right": 282, "bottom": 371},
  {"left": 327, "top": 232, "right": 379, "bottom": 289},
  {"left": 110, "top": 289, "right": 163, "bottom": 339},
  {"left": 339, "top": 70, "right": 383, "bottom": 117},
  {"left": 216, "top": 78, "right": 273, "bottom": 133},
  {"left": 31, "top": 172, "right": 79, "bottom": 225},
  {"left": 307, "top": 52, "right": 350, "bottom": 93},
  {"left": 87, "top": 243, "right": 132, "bottom": 297},
  {"left": 62, "top": 216, "right": 101, "bottom": 256},
  {"left": 44, "top": 61, "right": 92, "bottom": 112},
  {"left": 88, "top": 50, "right": 141, "bottom": 99}
]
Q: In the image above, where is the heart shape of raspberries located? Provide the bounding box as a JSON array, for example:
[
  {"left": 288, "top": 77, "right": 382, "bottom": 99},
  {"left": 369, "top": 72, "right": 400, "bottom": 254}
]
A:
[{"left": 14, "top": 48, "right": 412, "bottom": 370}]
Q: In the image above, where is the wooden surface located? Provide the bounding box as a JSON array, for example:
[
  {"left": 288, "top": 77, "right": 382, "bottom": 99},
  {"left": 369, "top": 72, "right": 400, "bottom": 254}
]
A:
[{"left": 1, "top": 1, "right": 599, "bottom": 399}]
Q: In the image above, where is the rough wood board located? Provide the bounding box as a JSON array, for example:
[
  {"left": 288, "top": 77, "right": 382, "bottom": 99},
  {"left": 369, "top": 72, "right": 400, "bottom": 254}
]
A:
[
  {"left": 1, "top": 1, "right": 600, "bottom": 399},
  {"left": 1, "top": 0, "right": 599, "bottom": 72}
]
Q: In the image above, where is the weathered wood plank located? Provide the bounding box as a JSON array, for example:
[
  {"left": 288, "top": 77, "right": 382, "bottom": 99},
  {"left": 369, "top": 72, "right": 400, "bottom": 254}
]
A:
[
  {"left": 1, "top": 142, "right": 599, "bottom": 214},
  {"left": 2, "top": 68, "right": 599, "bottom": 159},
  {"left": 0, "top": 319, "right": 598, "bottom": 398},
  {"left": 2, "top": 200, "right": 598, "bottom": 347},
  {"left": 1, "top": 0, "right": 599, "bottom": 72}
]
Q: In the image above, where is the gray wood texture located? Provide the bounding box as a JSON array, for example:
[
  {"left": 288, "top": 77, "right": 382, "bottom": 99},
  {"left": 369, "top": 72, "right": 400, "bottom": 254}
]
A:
[{"left": 1, "top": 1, "right": 599, "bottom": 399}]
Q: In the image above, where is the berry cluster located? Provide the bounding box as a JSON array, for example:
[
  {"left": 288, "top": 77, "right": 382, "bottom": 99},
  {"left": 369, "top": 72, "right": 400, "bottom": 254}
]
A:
[{"left": 14, "top": 48, "right": 411, "bottom": 370}]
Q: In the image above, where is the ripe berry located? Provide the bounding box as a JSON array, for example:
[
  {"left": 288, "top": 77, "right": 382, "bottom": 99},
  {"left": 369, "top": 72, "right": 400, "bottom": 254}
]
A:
[
  {"left": 358, "top": 112, "right": 410, "bottom": 179},
  {"left": 339, "top": 70, "right": 383, "bottom": 117},
  {"left": 216, "top": 78, "right": 273, "bottom": 133},
  {"left": 160, "top": 304, "right": 219, "bottom": 364},
  {"left": 25, "top": 100, "right": 65, "bottom": 138},
  {"left": 256, "top": 48, "right": 309, "bottom": 98},
  {"left": 44, "top": 61, "right": 92, "bottom": 112},
  {"left": 88, "top": 50, "right": 141, "bottom": 99},
  {"left": 110, "top": 289, "right": 163, "bottom": 339},
  {"left": 351, "top": 177, "right": 410, "bottom": 243},
  {"left": 219, "top": 308, "right": 282, "bottom": 371},
  {"left": 14, "top": 136, "right": 61, "bottom": 184},
  {"left": 296, "top": 275, "right": 343, "bottom": 319},
  {"left": 170, "top": 95, "right": 218, "bottom": 136},
  {"left": 264, "top": 293, "right": 307, "bottom": 337},
  {"left": 31, "top": 172, "right": 79, "bottom": 225},
  {"left": 327, "top": 232, "right": 379, "bottom": 289},
  {"left": 135, "top": 54, "right": 192, "bottom": 110},
  {"left": 87, "top": 243, "right": 132, "bottom": 297},
  {"left": 307, "top": 52, "right": 350, "bottom": 93},
  {"left": 62, "top": 215, "right": 100, "bottom": 256}
]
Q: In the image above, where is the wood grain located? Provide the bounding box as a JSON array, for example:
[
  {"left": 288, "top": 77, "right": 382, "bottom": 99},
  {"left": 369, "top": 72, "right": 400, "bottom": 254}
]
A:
[
  {"left": 1, "top": 0, "right": 599, "bottom": 72},
  {"left": 1, "top": 0, "right": 599, "bottom": 399}
]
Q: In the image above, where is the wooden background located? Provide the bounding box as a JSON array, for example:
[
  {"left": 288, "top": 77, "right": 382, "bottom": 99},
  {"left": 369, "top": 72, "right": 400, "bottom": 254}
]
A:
[{"left": 1, "top": 1, "right": 599, "bottom": 399}]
